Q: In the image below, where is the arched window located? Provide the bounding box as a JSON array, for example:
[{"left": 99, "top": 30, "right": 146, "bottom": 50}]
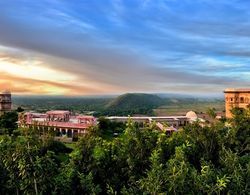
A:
[{"left": 240, "top": 97, "right": 244, "bottom": 103}]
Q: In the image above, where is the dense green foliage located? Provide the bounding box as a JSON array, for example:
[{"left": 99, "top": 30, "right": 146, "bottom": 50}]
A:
[
  {"left": 13, "top": 96, "right": 110, "bottom": 114},
  {"left": 0, "top": 108, "right": 249, "bottom": 194},
  {"left": 0, "top": 111, "right": 18, "bottom": 135},
  {"left": 97, "top": 117, "right": 126, "bottom": 138}
]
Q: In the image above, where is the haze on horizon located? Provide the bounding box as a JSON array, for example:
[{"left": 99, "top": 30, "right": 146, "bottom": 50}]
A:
[{"left": 0, "top": 0, "right": 249, "bottom": 96}]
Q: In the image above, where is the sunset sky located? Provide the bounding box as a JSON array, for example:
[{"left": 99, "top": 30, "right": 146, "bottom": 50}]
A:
[{"left": 0, "top": 0, "right": 249, "bottom": 95}]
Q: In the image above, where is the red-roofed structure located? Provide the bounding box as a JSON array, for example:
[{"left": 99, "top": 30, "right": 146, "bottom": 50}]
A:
[{"left": 19, "top": 111, "right": 97, "bottom": 138}]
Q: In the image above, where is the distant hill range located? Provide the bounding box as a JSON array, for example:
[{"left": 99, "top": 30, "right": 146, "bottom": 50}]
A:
[{"left": 13, "top": 93, "right": 224, "bottom": 116}]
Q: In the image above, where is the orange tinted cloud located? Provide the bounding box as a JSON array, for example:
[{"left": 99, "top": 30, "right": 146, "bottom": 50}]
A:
[
  {"left": 0, "top": 48, "right": 124, "bottom": 95},
  {"left": 0, "top": 71, "right": 104, "bottom": 95}
]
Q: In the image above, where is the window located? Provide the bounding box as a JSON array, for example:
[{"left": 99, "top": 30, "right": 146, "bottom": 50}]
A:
[{"left": 240, "top": 97, "right": 244, "bottom": 103}]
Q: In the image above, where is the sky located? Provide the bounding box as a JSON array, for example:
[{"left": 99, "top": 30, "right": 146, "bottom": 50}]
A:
[{"left": 0, "top": 0, "right": 249, "bottom": 96}]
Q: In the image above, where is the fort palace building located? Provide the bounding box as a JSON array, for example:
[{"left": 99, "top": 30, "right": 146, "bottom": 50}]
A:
[
  {"left": 19, "top": 111, "right": 97, "bottom": 139},
  {"left": 224, "top": 88, "right": 250, "bottom": 118},
  {"left": 0, "top": 90, "right": 12, "bottom": 115},
  {"left": 19, "top": 110, "right": 202, "bottom": 141}
]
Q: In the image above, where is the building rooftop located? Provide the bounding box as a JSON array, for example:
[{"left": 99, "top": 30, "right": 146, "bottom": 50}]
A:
[
  {"left": 76, "top": 115, "right": 95, "bottom": 119},
  {"left": 224, "top": 88, "right": 250, "bottom": 93},
  {"left": 46, "top": 110, "right": 70, "bottom": 115},
  {"left": 107, "top": 116, "right": 188, "bottom": 120},
  {"left": 25, "top": 112, "right": 47, "bottom": 117},
  {"left": 0, "top": 90, "right": 11, "bottom": 95}
]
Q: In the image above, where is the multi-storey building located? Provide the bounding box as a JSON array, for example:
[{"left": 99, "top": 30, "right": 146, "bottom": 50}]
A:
[
  {"left": 19, "top": 110, "right": 96, "bottom": 138},
  {"left": 224, "top": 88, "right": 250, "bottom": 118},
  {"left": 0, "top": 90, "right": 12, "bottom": 115}
]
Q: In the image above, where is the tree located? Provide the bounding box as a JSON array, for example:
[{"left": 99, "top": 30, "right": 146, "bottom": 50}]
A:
[
  {"left": 206, "top": 107, "right": 217, "bottom": 119},
  {"left": 0, "top": 136, "right": 58, "bottom": 194},
  {"left": 139, "top": 149, "right": 167, "bottom": 194},
  {"left": 0, "top": 111, "right": 18, "bottom": 135},
  {"left": 16, "top": 107, "right": 24, "bottom": 113}
]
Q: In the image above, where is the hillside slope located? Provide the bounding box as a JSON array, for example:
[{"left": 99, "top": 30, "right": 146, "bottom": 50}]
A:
[{"left": 103, "top": 93, "right": 163, "bottom": 116}]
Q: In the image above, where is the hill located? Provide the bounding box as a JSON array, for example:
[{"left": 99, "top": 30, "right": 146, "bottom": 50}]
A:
[
  {"left": 102, "top": 93, "right": 163, "bottom": 116},
  {"left": 12, "top": 94, "right": 224, "bottom": 117}
]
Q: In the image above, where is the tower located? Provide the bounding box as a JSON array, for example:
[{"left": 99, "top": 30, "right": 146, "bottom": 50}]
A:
[
  {"left": 0, "top": 90, "right": 12, "bottom": 115},
  {"left": 224, "top": 88, "right": 250, "bottom": 118}
]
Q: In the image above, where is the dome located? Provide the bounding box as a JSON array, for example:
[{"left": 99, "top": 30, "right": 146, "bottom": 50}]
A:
[{"left": 186, "top": 111, "right": 198, "bottom": 119}]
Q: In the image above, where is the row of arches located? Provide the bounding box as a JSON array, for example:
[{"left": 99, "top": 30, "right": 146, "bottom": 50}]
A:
[
  {"left": 55, "top": 128, "right": 86, "bottom": 137},
  {"left": 24, "top": 125, "right": 87, "bottom": 138},
  {"left": 226, "top": 96, "right": 249, "bottom": 103}
]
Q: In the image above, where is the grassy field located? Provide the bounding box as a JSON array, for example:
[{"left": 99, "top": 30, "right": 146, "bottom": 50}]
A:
[{"left": 154, "top": 100, "right": 225, "bottom": 116}]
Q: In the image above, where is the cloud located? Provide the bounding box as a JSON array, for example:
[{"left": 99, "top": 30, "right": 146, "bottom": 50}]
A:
[
  {"left": 0, "top": 0, "right": 249, "bottom": 95},
  {"left": 0, "top": 71, "right": 105, "bottom": 95}
]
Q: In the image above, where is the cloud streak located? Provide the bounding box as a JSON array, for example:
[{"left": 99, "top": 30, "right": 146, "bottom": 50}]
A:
[{"left": 0, "top": 0, "right": 249, "bottom": 95}]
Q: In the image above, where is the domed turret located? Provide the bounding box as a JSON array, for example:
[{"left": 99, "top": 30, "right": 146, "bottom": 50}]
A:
[{"left": 186, "top": 111, "right": 198, "bottom": 120}]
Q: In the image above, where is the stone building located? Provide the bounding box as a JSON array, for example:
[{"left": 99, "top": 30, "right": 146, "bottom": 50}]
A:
[
  {"left": 106, "top": 115, "right": 189, "bottom": 128},
  {"left": 0, "top": 90, "right": 12, "bottom": 115},
  {"left": 224, "top": 88, "right": 250, "bottom": 118}
]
